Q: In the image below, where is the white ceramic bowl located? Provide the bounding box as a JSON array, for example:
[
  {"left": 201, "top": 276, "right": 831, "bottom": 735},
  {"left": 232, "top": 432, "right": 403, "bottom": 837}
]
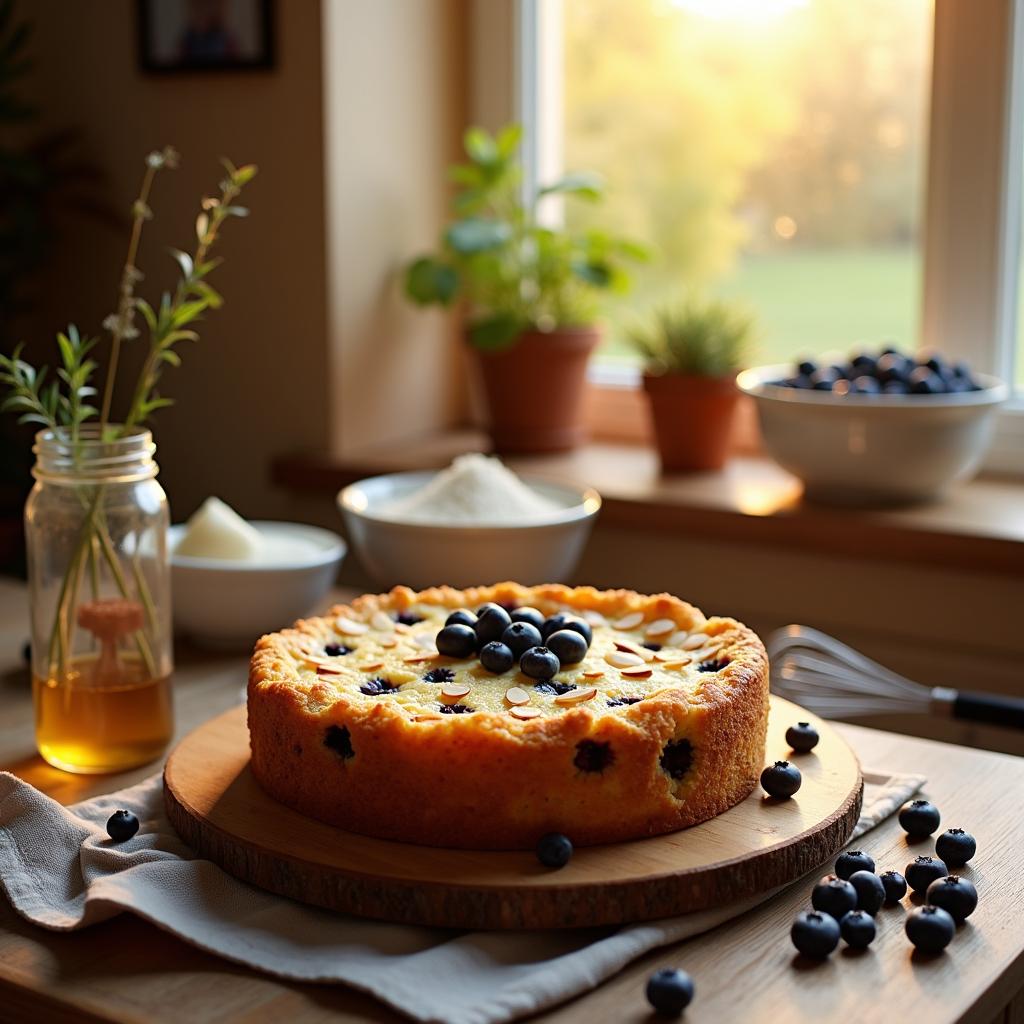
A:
[
  {"left": 737, "top": 364, "right": 1009, "bottom": 505},
  {"left": 169, "top": 521, "right": 346, "bottom": 648},
  {"left": 338, "top": 471, "right": 601, "bottom": 589}
]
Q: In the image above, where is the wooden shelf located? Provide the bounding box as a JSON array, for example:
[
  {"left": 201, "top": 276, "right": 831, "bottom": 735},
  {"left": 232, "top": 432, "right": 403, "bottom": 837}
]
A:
[{"left": 273, "top": 432, "right": 1024, "bottom": 577}]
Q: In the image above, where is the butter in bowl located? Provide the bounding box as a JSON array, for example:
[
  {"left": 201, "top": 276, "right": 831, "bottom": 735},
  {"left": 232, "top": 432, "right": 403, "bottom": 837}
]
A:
[
  {"left": 338, "top": 454, "right": 601, "bottom": 589},
  {"left": 169, "top": 497, "right": 346, "bottom": 648}
]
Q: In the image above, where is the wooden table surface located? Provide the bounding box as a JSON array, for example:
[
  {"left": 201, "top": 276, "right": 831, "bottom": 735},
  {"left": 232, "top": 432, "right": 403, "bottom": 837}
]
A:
[{"left": 0, "top": 577, "right": 1022, "bottom": 1024}]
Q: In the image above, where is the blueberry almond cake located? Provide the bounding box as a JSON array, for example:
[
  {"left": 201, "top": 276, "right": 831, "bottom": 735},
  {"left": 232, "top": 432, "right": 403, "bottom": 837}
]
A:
[{"left": 247, "top": 583, "right": 769, "bottom": 849}]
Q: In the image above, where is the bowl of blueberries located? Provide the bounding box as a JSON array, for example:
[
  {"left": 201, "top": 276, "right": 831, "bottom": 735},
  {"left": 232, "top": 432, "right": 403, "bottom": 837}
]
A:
[{"left": 737, "top": 347, "right": 1008, "bottom": 505}]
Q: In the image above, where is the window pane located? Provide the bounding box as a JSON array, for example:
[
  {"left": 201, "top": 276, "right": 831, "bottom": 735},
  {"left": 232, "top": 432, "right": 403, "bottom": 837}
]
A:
[{"left": 561, "top": 0, "right": 933, "bottom": 367}]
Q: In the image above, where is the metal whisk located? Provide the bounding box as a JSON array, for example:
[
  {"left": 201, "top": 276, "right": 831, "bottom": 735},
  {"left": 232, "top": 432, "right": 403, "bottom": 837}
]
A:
[{"left": 767, "top": 625, "right": 1024, "bottom": 731}]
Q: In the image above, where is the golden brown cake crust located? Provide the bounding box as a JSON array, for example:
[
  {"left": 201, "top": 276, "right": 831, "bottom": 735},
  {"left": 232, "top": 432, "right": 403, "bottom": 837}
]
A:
[{"left": 248, "top": 583, "right": 769, "bottom": 850}]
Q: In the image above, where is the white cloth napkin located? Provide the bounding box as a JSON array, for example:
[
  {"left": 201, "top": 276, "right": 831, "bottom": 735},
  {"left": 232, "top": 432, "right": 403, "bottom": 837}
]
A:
[{"left": 0, "top": 768, "right": 923, "bottom": 1024}]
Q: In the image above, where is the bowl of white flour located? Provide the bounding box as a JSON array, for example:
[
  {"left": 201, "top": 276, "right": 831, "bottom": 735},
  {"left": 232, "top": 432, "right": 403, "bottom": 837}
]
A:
[{"left": 337, "top": 454, "right": 601, "bottom": 588}]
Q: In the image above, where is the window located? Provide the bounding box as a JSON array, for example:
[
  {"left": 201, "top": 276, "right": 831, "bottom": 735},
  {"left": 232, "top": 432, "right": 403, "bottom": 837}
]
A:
[
  {"left": 561, "top": 0, "right": 933, "bottom": 371},
  {"left": 476, "top": 0, "right": 1024, "bottom": 471}
]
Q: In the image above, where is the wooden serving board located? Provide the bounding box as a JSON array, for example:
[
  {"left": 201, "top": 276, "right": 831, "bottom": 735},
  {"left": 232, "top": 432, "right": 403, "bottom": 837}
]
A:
[{"left": 164, "top": 695, "right": 862, "bottom": 930}]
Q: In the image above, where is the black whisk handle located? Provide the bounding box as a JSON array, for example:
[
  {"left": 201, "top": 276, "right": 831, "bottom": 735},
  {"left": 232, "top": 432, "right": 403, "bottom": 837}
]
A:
[{"left": 953, "top": 692, "right": 1024, "bottom": 731}]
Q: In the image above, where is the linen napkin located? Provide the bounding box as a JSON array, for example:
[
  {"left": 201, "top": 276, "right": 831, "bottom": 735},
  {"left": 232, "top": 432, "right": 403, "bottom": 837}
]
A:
[{"left": 0, "top": 768, "right": 923, "bottom": 1024}]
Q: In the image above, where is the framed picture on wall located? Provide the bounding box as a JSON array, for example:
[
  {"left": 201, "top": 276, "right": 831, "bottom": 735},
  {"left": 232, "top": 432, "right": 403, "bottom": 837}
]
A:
[{"left": 137, "top": 0, "right": 274, "bottom": 73}]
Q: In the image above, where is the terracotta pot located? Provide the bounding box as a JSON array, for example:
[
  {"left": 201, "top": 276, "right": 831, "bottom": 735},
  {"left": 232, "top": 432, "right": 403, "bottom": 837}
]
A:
[
  {"left": 642, "top": 372, "right": 741, "bottom": 472},
  {"left": 472, "top": 326, "right": 600, "bottom": 454}
]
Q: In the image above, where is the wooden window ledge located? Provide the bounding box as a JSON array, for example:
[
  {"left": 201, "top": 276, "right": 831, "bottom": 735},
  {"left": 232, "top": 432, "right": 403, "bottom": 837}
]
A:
[{"left": 272, "top": 432, "right": 1024, "bottom": 577}]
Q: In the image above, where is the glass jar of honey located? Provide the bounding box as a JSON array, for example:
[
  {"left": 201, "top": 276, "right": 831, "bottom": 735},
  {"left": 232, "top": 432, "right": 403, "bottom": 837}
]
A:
[{"left": 25, "top": 426, "right": 173, "bottom": 773}]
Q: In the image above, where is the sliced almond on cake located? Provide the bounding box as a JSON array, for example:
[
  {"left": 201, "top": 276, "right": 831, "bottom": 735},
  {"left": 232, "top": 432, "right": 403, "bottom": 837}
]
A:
[
  {"left": 440, "top": 682, "right": 471, "bottom": 702},
  {"left": 336, "top": 615, "right": 369, "bottom": 636},
  {"left": 605, "top": 650, "right": 645, "bottom": 669},
  {"left": 644, "top": 618, "right": 676, "bottom": 638},
  {"left": 504, "top": 686, "right": 530, "bottom": 706},
  {"left": 613, "top": 640, "right": 655, "bottom": 662},
  {"left": 555, "top": 686, "right": 598, "bottom": 706},
  {"left": 681, "top": 632, "right": 711, "bottom": 650},
  {"left": 403, "top": 651, "right": 439, "bottom": 663},
  {"left": 620, "top": 667, "right": 653, "bottom": 679},
  {"left": 371, "top": 610, "right": 395, "bottom": 632},
  {"left": 612, "top": 611, "right": 645, "bottom": 630},
  {"left": 654, "top": 649, "right": 691, "bottom": 664},
  {"left": 510, "top": 706, "right": 542, "bottom": 720}
]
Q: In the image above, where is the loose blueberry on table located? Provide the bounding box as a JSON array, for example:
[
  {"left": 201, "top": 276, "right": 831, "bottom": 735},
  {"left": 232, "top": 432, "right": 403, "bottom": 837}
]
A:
[
  {"left": 899, "top": 799, "right": 941, "bottom": 838},
  {"left": 811, "top": 875, "right": 858, "bottom": 919},
  {"left": 645, "top": 967, "right": 695, "bottom": 1016},
  {"left": 905, "top": 855, "right": 948, "bottom": 894},
  {"left": 926, "top": 875, "right": 978, "bottom": 924},
  {"left": 847, "top": 870, "right": 886, "bottom": 916},
  {"left": 835, "top": 849, "right": 875, "bottom": 880},
  {"left": 839, "top": 909, "right": 876, "bottom": 949},
  {"left": 760, "top": 760, "right": 801, "bottom": 798},
  {"left": 785, "top": 721, "right": 819, "bottom": 753},
  {"left": 106, "top": 809, "right": 140, "bottom": 842},
  {"left": 879, "top": 869, "right": 908, "bottom": 904},
  {"left": 905, "top": 905, "right": 956, "bottom": 953},
  {"left": 791, "top": 910, "right": 841, "bottom": 958},
  {"left": 536, "top": 832, "right": 573, "bottom": 869},
  {"left": 935, "top": 827, "right": 977, "bottom": 867}
]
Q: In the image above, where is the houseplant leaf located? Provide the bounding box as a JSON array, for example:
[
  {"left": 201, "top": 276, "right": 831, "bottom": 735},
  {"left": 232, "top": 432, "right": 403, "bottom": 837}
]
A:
[{"left": 405, "top": 257, "right": 460, "bottom": 307}]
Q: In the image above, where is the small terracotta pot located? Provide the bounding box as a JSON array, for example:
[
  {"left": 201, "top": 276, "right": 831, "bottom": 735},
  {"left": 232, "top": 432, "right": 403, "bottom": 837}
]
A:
[
  {"left": 472, "top": 326, "right": 600, "bottom": 454},
  {"left": 642, "top": 372, "right": 741, "bottom": 472}
]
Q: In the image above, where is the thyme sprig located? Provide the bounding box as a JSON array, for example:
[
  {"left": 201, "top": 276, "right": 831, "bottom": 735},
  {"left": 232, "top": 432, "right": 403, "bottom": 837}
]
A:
[{"left": 0, "top": 325, "right": 97, "bottom": 442}]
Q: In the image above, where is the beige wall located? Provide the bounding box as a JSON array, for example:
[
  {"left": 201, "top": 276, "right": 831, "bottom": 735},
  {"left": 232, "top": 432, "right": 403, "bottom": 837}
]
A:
[
  {"left": 18, "top": 0, "right": 470, "bottom": 519},
  {"left": 321, "top": 0, "right": 468, "bottom": 458},
  {"left": 19, "top": 0, "right": 331, "bottom": 522}
]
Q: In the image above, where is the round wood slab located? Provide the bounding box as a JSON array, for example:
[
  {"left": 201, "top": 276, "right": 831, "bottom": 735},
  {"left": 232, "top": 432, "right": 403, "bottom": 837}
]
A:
[{"left": 164, "top": 695, "right": 862, "bottom": 930}]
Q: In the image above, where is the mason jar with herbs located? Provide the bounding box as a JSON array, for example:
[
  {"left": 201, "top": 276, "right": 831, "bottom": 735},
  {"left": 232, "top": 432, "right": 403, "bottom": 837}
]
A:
[
  {"left": 27, "top": 426, "right": 172, "bottom": 772},
  {"left": 0, "top": 146, "right": 256, "bottom": 773}
]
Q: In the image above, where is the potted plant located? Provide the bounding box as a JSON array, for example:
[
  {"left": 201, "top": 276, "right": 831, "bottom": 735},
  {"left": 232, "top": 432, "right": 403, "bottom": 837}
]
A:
[
  {"left": 404, "top": 124, "right": 644, "bottom": 453},
  {"left": 628, "top": 298, "right": 753, "bottom": 472}
]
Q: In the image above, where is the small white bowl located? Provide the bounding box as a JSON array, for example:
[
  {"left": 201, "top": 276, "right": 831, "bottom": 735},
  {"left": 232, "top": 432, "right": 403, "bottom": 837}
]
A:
[
  {"left": 737, "top": 364, "right": 1009, "bottom": 505},
  {"left": 338, "top": 472, "right": 601, "bottom": 589},
  {"left": 169, "top": 521, "right": 346, "bottom": 648}
]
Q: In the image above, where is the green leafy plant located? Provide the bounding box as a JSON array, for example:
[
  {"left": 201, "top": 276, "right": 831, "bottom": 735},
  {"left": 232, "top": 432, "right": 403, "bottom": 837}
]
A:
[
  {"left": 404, "top": 124, "right": 645, "bottom": 351},
  {"left": 0, "top": 148, "right": 256, "bottom": 680},
  {"left": 628, "top": 297, "right": 753, "bottom": 377}
]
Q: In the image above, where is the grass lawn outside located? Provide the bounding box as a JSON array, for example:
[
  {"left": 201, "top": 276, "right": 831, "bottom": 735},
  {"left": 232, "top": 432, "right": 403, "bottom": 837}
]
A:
[{"left": 597, "top": 246, "right": 922, "bottom": 369}]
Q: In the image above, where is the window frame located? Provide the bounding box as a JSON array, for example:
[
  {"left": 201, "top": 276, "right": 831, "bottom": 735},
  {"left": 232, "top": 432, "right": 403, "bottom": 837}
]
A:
[{"left": 472, "top": 0, "right": 1024, "bottom": 474}]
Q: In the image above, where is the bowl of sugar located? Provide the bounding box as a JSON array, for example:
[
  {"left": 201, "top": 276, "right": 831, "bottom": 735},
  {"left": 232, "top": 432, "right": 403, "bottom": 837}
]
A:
[
  {"left": 169, "top": 497, "right": 346, "bottom": 648},
  {"left": 338, "top": 454, "right": 601, "bottom": 589}
]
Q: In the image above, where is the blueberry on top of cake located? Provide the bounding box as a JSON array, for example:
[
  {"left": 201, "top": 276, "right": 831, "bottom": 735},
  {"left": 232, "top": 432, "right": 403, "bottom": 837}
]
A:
[{"left": 248, "top": 582, "right": 768, "bottom": 850}]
